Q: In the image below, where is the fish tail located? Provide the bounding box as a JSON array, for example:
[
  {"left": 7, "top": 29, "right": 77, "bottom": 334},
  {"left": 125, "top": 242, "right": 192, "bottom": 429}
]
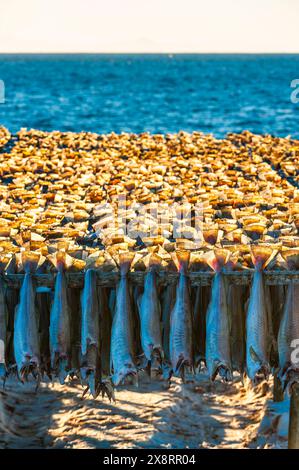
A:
[
  {"left": 118, "top": 252, "right": 135, "bottom": 276},
  {"left": 18, "top": 251, "right": 44, "bottom": 273},
  {"left": 175, "top": 250, "right": 190, "bottom": 273},
  {"left": 48, "top": 251, "right": 73, "bottom": 272},
  {"left": 205, "top": 248, "right": 231, "bottom": 272},
  {"left": 282, "top": 249, "right": 299, "bottom": 270},
  {"left": 147, "top": 253, "right": 162, "bottom": 272},
  {"left": 251, "top": 245, "right": 278, "bottom": 270}
]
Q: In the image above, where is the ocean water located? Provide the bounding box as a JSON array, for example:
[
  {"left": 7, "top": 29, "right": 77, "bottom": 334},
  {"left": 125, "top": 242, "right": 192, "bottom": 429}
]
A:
[{"left": 0, "top": 54, "right": 299, "bottom": 138}]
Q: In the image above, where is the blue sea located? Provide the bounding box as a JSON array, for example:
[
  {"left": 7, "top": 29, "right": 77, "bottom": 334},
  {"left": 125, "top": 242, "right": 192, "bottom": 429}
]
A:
[{"left": 0, "top": 54, "right": 299, "bottom": 137}]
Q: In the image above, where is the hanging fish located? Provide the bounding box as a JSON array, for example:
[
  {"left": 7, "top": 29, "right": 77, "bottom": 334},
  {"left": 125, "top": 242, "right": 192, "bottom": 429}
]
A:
[
  {"left": 13, "top": 252, "right": 43, "bottom": 385},
  {"left": 169, "top": 251, "right": 193, "bottom": 381},
  {"left": 110, "top": 253, "right": 137, "bottom": 386},
  {"left": 278, "top": 250, "right": 299, "bottom": 388},
  {"left": 138, "top": 254, "right": 163, "bottom": 374},
  {"left": 80, "top": 268, "right": 101, "bottom": 397},
  {"left": 0, "top": 257, "right": 10, "bottom": 383},
  {"left": 48, "top": 252, "right": 73, "bottom": 384},
  {"left": 161, "top": 281, "right": 176, "bottom": 380},
  {"left": 246, "top": 246, "right": 277, "bottom": 384},
  {"left": 205, "top": 249, "right": 232, "bottom": 382}
]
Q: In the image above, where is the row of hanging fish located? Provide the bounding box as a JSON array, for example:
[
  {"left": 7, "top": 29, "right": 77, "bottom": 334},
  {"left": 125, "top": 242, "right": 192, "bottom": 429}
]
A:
[{"left": 0, "top": 245, "right": 299, "bottom": 400}]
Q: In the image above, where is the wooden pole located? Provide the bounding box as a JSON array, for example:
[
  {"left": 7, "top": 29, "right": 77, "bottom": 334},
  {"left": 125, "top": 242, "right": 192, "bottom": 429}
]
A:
[{"left": 288, "top": 382, "right": 299, "bottom": 449}]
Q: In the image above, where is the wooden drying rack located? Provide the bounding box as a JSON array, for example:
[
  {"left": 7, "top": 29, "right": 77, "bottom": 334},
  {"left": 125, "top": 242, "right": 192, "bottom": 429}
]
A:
[
  {"left": 2, "top": 269, "right": 299, "bottom": 288},
  {"left": 2, "top": 267, "right": 299, "bottom": 448}
]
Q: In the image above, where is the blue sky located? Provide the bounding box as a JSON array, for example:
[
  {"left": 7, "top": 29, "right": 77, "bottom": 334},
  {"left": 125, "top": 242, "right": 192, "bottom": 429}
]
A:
[{"left": 0, "top": 0, "right": 298, "bottom": 53}]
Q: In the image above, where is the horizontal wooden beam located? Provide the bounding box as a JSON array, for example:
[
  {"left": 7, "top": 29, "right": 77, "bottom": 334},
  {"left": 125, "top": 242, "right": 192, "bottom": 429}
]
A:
[{"left": 2, "top": 270, "right": 299, "bottom": 289}]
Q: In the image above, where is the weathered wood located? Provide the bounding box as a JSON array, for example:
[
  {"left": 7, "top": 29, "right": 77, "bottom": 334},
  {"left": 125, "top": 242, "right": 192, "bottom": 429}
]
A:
[
  {"left": 288, "top": 383, "right": 299, "bottom": 449},
  {"left": 2, "top": 270, "right": 299, "bottom": 289}
]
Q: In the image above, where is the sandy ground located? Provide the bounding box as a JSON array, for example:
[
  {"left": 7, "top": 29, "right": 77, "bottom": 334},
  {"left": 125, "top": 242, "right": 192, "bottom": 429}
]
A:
[{"left": 0, "top": 373, "right": 289, "bottom": 449}]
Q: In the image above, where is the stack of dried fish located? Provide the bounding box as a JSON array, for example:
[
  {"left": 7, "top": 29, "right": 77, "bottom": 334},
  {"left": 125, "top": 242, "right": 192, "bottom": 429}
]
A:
[
  {"left": 0, "top": 129, "right": 299, "bottom": 252},
  {"left": 0, "top": 127, "right": 10, "bottom": 149}
]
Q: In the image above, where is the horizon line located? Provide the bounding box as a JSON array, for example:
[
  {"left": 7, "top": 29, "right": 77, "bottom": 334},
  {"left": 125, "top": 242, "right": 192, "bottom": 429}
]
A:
[{"left": 0, "top": 51, "right": 299, "bottom": 55}]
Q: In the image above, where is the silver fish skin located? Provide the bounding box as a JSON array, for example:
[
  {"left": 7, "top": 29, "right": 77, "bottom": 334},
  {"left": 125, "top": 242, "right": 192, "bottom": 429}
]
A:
[
  {"left": 14, "top": 271, "right": 40, "bottom": 378},
  {"left": 50, "top": 268, "right": 71, "bottom": 384},
  {"left": 206, "top": 272, "right": 232, "bottom": 381},
  {"left": 0, "top": 279, "right": 8, "bottom": 380},
  {"left": 80, "top": 269, "right": 100, "bottom": 397},
  {"left": 81, "top": 269, "right": 100, "bottom": 357},
  {"left": 139, "top": 269, "right": 163, "bottom": 363},
  {"left": 278, "top": 281, "right": 299, "bottom": 383},
  {"left": 110, "top": 262, "right": 136, "bottom": 386},
  {"left": 228, "top": 284, "right": 245, "bottom": 375},
  {"left": 169, "top": 272, "right": 193, "bottom": 376},
  {"left": 246, "top": 269, "right": 271, "bottom": 382},
  {"left": 162, "top": 283, "right": 176, "bottom": 362}
]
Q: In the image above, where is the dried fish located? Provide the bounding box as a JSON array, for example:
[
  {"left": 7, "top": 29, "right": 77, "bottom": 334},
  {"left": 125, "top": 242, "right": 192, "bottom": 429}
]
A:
[
  {"left": 246, "top": 246, "right": 277, "bottom": 383},
  {"left": 49, "top": 252, "right": 72, "bottom": 384},
  {"left": 13, "top": 252, "right": 42, "bottom": 385},
  {"left": 205, "top": 249, "right": 232, "bottom": 381},
  {"left": 138, "top": 254, "right": 163, "bottom": 372},
  {"left": 110, "top": 253, "right": 137, "bottom": 386},
  {"left": 278, "top": 250, "right": 299, "bottom": 388},
  {"left": 169, "top": 251, "right": 193, "bottom": 380}
]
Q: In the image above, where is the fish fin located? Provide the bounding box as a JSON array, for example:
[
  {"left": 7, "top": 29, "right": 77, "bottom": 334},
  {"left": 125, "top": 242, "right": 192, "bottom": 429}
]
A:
[
  {"left": 82, "top": 385, "right": 89, "bottom": 399},
  {"left": 87, "top": 370, "right": 97, "bottom": 398},
  {"left": 172, "top": 250, "right": 190, "bottom": 273},
  {"left": 250, "top": 246, "right": 278, "bottom": 270},
  {"left": 98, "top": 379, "right": 115, "bottom": 402},
  {"left": 118, "top": 252, "right": 135, "bottom": 276},
  {"left": 249, "top": 346, "right": 262, "bottom": 364},
  {"left": 281, "top": 249, "right": 299, "bottom": 270}
]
